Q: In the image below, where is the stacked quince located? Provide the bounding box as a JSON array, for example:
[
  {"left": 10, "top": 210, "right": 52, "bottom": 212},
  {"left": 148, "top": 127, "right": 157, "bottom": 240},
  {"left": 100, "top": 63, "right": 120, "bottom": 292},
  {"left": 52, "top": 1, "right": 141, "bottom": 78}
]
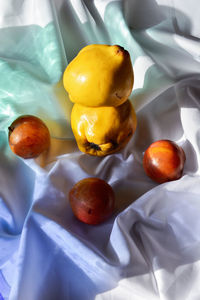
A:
[{"left": 63, "top": 44, "right": 137, "bottom": 156}]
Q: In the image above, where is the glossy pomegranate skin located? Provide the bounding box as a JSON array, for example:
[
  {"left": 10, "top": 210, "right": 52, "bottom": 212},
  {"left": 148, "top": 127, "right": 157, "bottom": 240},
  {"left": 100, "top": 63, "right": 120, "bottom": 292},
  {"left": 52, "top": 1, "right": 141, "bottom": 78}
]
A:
[
  {"left": 8, "top": 115, "right": 50, "bottom": 159},
  {"left": 69, "top": 178, "right": 115, "bottom": 225},
  {"left": 143, "top": 140, "right": 186, "bottom": 183}
]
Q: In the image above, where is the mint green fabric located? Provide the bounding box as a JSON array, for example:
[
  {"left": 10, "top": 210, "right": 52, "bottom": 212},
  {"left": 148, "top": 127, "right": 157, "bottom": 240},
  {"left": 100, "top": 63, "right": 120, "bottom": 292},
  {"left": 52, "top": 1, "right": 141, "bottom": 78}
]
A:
[{"left": 0, "top": 22, "right": 73, "bottom": 139}]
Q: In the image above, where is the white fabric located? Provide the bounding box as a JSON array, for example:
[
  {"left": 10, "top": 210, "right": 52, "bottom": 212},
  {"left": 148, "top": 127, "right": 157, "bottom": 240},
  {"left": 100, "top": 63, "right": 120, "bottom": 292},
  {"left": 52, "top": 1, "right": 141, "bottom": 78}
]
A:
[{"left": 0, "top": 0, "right": 200, "bottom": 299}]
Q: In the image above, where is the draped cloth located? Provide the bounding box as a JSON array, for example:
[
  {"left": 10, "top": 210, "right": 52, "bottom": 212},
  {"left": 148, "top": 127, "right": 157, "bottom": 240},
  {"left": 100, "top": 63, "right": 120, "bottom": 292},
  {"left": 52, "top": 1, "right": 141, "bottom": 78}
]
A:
[{"left": 0, "top": 0, "right": 200, "bottom": 299}]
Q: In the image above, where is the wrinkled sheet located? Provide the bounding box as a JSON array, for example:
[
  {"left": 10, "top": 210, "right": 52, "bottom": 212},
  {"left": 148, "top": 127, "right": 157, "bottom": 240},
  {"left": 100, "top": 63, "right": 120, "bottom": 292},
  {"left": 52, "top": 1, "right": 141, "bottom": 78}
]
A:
[{"left": 1, "top": 0, "right": 200, "bottom": 299}]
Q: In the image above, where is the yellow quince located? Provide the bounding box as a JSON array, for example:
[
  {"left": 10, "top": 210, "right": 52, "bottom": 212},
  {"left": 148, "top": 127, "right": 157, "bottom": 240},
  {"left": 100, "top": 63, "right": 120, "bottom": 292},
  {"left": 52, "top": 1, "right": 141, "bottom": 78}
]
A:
[
  {"left": 63, "top": 44, "right": 134, "bottom": 107},
  {"left": 71, "top": 99, "right": 137, "bottom": 156}
]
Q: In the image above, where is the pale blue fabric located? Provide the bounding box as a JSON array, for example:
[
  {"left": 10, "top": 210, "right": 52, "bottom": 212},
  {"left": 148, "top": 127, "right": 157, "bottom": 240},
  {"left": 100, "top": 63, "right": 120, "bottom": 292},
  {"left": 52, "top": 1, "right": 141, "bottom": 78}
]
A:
[{"left": 1, "top": 1, "right": 200, "bottom": 300}]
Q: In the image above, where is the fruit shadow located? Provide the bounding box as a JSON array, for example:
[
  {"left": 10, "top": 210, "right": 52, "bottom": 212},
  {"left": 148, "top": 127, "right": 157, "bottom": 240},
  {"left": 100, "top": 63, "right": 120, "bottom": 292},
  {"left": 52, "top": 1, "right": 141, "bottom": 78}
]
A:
[{"left": 113, "top": 178, "right": 156, "bottom": 214}]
